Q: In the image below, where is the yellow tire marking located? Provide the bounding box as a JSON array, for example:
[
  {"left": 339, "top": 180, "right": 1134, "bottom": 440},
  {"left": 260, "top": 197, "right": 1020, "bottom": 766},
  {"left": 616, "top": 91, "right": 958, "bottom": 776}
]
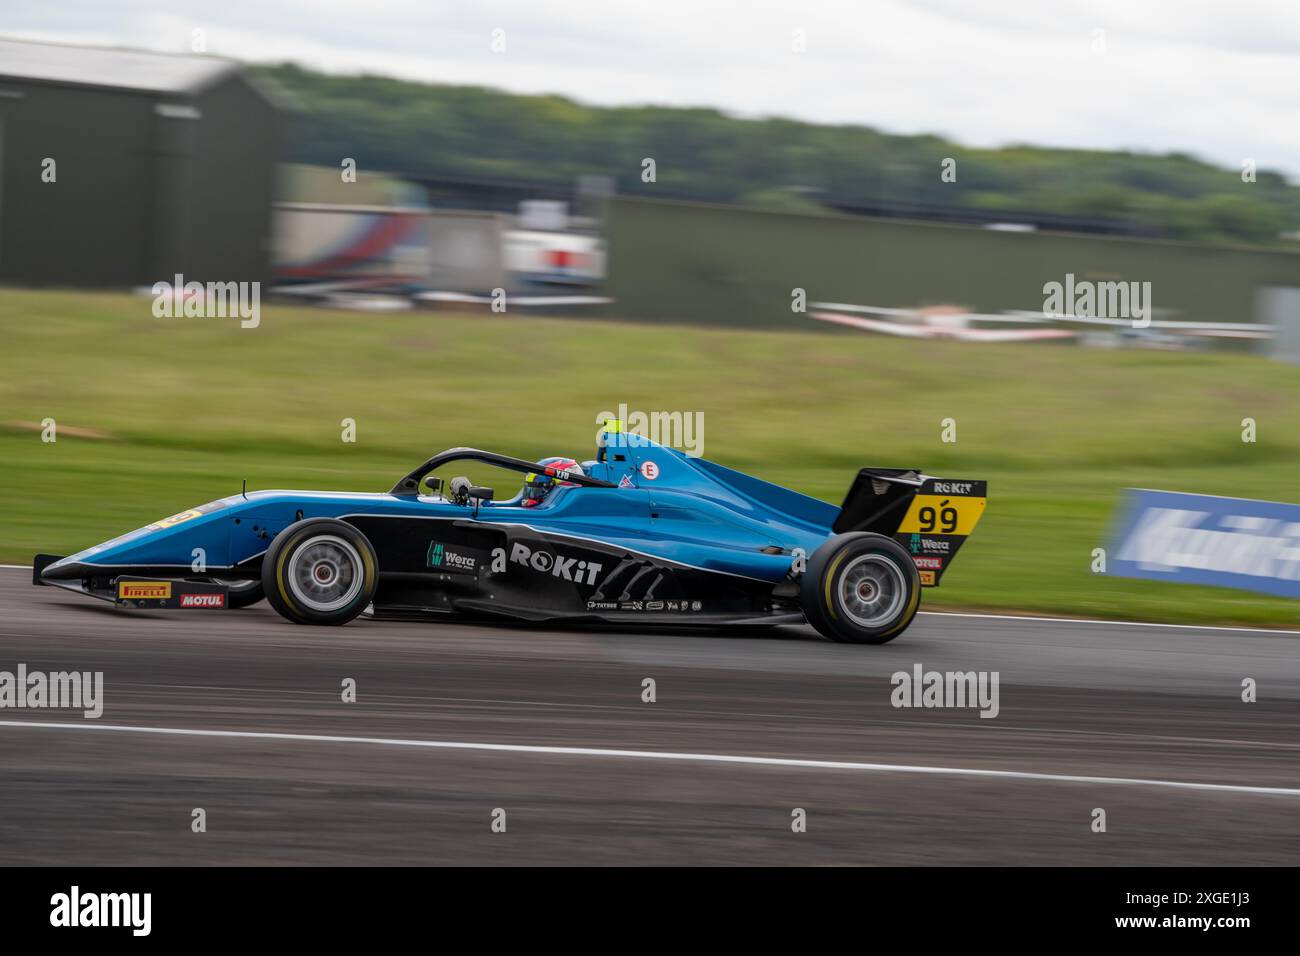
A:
[
  {"left": 825, "top": 546, "right": 919, "bottom": 636},
  {"left": 276, "top": 526, "right": 376, "bottom": 619},
  {"left": 276, "top": 534, "right": 304, "bottom": 616},
  {"left": 822, "top": 551, "right": 848, "bottom": 621}
]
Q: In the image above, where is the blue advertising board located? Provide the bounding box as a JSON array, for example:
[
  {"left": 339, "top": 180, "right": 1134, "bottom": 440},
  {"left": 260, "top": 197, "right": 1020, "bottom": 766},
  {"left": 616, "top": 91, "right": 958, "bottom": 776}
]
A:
[{"left": 1109, "top": 489, "right": 1300, "bottom": 598}]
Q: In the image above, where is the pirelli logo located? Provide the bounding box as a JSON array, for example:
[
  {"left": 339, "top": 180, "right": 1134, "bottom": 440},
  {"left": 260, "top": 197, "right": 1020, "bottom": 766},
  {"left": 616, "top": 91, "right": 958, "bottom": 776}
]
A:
[{"left": 118, "top": 581, "right": 172, "bottom": 599}]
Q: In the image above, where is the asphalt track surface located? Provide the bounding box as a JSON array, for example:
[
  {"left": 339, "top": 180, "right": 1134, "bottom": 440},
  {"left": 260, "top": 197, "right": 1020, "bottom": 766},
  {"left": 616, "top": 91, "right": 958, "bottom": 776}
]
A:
[{"left": 2, "top": 567, "right": 1298, "bottom": 865}]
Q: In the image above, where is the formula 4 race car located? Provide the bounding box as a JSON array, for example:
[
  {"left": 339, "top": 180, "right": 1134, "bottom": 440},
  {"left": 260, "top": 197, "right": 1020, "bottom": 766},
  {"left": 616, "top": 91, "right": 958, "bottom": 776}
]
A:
[{"left": 33, "top": 423, "right": 985, "bottom": 644}]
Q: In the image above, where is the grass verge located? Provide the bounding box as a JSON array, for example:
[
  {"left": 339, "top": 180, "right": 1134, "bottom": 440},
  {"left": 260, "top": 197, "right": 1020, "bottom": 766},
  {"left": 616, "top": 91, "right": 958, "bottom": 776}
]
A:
[{"left": 4, "top": 288, "right": 1299, "bottom": 626}]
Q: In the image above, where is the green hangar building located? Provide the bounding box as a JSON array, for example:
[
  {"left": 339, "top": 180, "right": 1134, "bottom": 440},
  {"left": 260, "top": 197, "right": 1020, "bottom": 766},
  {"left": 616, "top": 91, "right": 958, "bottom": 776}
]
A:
[{"left": 0, "top": 37, "right": 283, "bottom": 289}]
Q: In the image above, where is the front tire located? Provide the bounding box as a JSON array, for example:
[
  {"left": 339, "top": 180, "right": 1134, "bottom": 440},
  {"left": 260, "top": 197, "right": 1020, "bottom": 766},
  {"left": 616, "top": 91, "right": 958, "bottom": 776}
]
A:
[
  {"left": 800, "top": 532, "right": 920, "bottom": 644},
  {"left": 188, "top": 578, "right": 264, "bottom": 608},
  {"left": 223, "top": 579, "right": 265, "bottom": 608},
  {"left": 262, "top": 519, "right": 378, "bottom": 625}
]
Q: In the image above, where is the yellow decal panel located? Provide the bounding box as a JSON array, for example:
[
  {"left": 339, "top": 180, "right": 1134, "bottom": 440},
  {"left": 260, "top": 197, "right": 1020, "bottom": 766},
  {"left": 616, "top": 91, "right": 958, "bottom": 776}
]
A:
[
  {"left": 151, "top": 509, "right": 203, "bottom": 530},
  {"left": 897, "top": 495, "right": 986, "bottom": 536},
  {"left": 118, "top": 581, "right": 172, "bottom": 599}
]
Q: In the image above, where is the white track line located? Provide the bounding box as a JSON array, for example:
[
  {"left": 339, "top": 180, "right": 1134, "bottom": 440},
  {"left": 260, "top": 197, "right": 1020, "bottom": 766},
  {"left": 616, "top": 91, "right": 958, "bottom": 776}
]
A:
[
  {"left": 917, "top": 610, "right": 1300, "bottom": 635},
  {"left": 1, "top": 719, "right": 1298, "bottom": 797}
]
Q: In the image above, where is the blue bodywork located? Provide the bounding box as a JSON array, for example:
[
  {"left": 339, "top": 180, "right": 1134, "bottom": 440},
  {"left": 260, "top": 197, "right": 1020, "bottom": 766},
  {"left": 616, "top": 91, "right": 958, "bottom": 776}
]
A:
[{"left": 43, "top": 432, "right": 837, "bottom": 586}]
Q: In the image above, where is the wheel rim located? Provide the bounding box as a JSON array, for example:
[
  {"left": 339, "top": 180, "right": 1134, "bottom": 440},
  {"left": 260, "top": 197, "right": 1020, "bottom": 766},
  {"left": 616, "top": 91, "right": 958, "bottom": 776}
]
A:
[
  {"left": 836, "top": 554, "right": 905, "bottom": 628},
  {"left": 287, "top": 535, "right": 364, "bottom": 612},
  {"left": 226, "top": 579, "right": 257, "bottom": 591}
]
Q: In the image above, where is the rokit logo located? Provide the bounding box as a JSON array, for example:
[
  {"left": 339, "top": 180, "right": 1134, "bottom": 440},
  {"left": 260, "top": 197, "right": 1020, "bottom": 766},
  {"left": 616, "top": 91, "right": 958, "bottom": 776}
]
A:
[
  {"left": 931, "top": 481, "right": 974, "bottom": 495},
  {"left": 493, "top": 542, "right": 603, "bottom": 585}
]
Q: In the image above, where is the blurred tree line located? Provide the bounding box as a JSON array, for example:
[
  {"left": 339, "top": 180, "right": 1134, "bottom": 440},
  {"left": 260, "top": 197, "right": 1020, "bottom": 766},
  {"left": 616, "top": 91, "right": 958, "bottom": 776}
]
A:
[{"left": 258, "top": 63, "right": 1300, "bottom": 246}]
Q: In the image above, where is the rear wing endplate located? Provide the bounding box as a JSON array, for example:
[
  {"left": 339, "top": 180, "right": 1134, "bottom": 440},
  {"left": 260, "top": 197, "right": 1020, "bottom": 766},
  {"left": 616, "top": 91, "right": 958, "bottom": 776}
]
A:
[{"left": 835, "top": 469, "right": 987, "bottom": 586}]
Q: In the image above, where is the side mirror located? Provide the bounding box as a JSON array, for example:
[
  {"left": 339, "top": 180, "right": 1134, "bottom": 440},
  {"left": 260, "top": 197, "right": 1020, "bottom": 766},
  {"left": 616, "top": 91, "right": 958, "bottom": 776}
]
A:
[
  {"left": 423, "top": 475, "right": 444, "bottom": 494},
  {"left": 468, "top": 486, "right": 494, "bottom": 502}
]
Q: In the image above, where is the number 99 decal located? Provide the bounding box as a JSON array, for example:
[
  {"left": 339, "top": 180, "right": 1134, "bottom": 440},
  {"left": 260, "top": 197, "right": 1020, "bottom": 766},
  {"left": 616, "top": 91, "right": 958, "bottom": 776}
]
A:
[
  {"left": 917, "top": 502, "right": 960, "bottom": 534},
  {"left": 898, "top": 494, "right": 986, "bottom": 537}
]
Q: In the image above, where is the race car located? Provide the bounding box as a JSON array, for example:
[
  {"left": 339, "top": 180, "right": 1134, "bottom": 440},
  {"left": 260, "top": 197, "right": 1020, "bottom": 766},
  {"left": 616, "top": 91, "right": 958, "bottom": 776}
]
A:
[{"left": 33, "top": 422, "right": 986, "bottom": 644}]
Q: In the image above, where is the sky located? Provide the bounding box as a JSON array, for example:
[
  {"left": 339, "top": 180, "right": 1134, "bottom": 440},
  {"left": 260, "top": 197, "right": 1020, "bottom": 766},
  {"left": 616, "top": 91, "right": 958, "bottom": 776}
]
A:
[{"left": 5, "top": 0, "right": 1300, "bottom": 178}]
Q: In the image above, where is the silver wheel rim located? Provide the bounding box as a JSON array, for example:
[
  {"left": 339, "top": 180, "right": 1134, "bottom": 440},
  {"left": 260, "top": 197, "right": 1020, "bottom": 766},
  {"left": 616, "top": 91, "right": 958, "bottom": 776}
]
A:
[
  {"left": 227, "top": 579, "right": 257, "bottom": 591},
  {"left": 287, "top": 535, "right": 364, "bottom": 612},
  {"left": 836, "top": 554, "right": 905, "bottom": 628}
]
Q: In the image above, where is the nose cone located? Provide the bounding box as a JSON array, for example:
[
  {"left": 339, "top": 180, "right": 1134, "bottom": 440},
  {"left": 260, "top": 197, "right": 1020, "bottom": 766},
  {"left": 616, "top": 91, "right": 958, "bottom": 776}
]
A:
[{"left": 34, "top": 554, "right": 77, "bottom": 583}]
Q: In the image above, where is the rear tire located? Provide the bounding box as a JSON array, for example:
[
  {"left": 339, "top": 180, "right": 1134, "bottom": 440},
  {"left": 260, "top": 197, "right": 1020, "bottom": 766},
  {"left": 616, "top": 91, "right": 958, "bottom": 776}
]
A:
[
  {"left": 262, "top": 519, "right": 378, "bottom": 625},
  {"left": 800, "top": 532, "right": 920, "bottom": 644}
]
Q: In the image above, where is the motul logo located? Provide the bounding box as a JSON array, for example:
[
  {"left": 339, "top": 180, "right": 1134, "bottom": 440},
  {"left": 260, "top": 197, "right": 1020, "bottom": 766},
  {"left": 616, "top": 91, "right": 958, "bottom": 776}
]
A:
[{"left": 180, "top": 593, "right": 225, "bottom": 608}]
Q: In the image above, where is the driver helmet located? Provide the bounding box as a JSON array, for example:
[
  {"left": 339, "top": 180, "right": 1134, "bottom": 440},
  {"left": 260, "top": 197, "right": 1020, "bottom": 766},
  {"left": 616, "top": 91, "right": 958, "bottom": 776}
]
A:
[{"left": 521, "top": 457, "right": 581, "bottom": 507}]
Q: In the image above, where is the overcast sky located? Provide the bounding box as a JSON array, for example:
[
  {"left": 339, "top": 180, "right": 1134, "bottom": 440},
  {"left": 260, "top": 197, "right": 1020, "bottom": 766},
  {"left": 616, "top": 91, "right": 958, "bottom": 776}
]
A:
[{"left": 6, "top": 0, "right": 1300, "bottom": 178}]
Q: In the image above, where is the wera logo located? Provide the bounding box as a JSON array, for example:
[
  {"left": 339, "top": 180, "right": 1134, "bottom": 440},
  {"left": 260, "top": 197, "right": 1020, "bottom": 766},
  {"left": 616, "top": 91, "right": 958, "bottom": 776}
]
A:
[
  {"left": 50, "top": 886, "right": 151, "bottom": 936},
  {"left": 909, "top": 534, "right": 951, "bottom": 555},
  {"left": 426, "top": 542, "right": 476, "bottom": 571},
  {"left": 891, "top": 663, "right": 1000, "bottom": 719},
  {"left": 491, "top": 543, "right": 602, "bottom": 584}
]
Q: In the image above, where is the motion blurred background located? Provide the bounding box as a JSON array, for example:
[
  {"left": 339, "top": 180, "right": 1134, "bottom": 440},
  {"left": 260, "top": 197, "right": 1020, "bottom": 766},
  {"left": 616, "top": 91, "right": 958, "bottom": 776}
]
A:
[{"left": 4, "top": 1, "right": 1300, "bottom": 624}]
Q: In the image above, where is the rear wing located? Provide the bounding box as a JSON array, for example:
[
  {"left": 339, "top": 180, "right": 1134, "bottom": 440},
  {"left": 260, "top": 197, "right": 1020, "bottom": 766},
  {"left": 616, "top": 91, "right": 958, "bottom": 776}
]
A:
[{"left": 834, "top": 469, "right": 987, "bottom": 586}]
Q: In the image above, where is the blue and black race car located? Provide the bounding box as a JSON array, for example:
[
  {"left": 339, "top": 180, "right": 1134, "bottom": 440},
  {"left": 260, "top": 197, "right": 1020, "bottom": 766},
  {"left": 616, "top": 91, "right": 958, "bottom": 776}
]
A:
[{"left": 33, "top": 423, "right": 985, "bottom": 644}]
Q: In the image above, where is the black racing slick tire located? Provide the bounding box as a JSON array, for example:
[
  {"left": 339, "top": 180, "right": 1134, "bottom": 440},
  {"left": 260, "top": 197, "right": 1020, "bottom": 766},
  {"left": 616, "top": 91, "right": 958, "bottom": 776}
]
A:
[
  {"left": 800, "top": 532, "right": 920, "bottom": 645},
  {"left": 262, "top": 519, "right": 378, "bottom": 626},
  {"left": 183, "top": 580, "right": 263, "bottom": 608},
  {"left": 222, "top": 579, "right": 265, "bottom": 608},
  {"left": 187, "top": 578, "right": 264, "bottom": 608}
]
